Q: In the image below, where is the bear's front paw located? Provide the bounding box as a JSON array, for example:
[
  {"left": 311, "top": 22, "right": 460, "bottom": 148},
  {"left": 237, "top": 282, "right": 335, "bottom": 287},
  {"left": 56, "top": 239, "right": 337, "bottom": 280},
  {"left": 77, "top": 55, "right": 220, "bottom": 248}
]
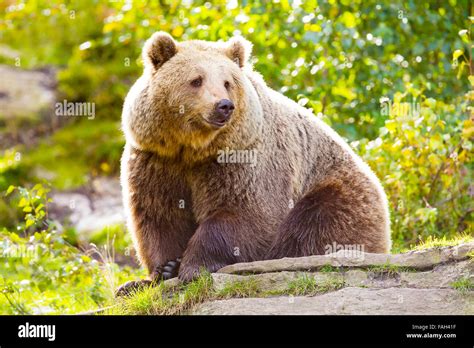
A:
[
  {"left": 152, "top": 258, "right": 181, "bottom": 281},
  {"left": 115, "top": 279, "right": 153, "bottom": 297},
  {"left": 178, "top": 260, "right": 227, "bottom": 283},
  {"left": 177, "top": 262, "right": 202, "bottom": 283}
]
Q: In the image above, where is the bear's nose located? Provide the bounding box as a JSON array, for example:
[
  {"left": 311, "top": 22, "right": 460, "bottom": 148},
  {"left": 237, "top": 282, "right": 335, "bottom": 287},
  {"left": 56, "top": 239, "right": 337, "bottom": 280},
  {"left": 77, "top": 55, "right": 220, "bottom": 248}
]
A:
[{"left": 214, "top": 99, "right": 235, "bottom": 121}]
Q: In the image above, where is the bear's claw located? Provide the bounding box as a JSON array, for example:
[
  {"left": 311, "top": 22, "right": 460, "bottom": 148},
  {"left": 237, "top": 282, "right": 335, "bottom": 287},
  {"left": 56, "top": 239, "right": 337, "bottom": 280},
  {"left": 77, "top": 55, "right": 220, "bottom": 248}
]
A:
[
  {"left": 115, "top": 279, "right": 153, "bottom": 297},
  {"left": 115, "top": 258, "right": 182, "bottom": 297},
  {"left": 154, "top": 257, "right": 181, "bottom": 281}
]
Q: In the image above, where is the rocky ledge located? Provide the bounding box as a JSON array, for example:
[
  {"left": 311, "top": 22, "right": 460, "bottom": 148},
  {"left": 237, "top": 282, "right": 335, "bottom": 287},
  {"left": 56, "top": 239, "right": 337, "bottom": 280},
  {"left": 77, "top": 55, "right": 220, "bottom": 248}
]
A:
[{"left": 189, "top": 243, "right": 473, "bottom": 315}]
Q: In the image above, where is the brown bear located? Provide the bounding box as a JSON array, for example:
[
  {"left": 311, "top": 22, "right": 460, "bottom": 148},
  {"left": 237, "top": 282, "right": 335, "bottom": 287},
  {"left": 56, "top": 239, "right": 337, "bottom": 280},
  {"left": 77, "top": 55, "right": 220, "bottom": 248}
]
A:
[{"left": 117, "top": 32, "right": 391, "bottom": 294}]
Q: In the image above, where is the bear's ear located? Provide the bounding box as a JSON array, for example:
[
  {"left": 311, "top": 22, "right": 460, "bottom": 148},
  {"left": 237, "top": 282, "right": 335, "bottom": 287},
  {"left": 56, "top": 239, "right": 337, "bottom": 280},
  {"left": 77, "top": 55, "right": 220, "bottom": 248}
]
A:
[
  {"left": 142, "top": 32, "right": 177, "bottom": 70},
  {"left": 224, "top": 36, "right": 252, "bottom": 68}
]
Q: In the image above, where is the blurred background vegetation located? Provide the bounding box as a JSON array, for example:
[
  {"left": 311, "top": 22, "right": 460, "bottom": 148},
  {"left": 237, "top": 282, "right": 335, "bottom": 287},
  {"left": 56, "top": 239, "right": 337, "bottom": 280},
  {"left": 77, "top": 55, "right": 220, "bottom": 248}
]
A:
[{"left": 0, "top": 0, "right": 472, "bottom": 314}]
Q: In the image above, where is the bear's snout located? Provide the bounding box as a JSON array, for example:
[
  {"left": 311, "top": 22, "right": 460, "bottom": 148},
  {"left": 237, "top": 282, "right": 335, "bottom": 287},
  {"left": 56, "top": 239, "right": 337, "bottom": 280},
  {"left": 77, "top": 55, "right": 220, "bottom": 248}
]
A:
[{"left": 209, "top": 99, "right": 234, "bottom": 127}]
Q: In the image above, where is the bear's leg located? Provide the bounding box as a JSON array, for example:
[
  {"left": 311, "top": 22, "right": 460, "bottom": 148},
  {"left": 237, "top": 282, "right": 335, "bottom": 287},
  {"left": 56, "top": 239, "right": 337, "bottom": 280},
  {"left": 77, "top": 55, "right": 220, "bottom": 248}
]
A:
[
  {"left": 118, "top": 147, "right": 197, "bottom": 294},
  {"left": 131, "top": 213, "right": 192, "bottom": 278},
  {"left": 266, "top": 176, "right": 389, "bottom": 259},
  {"left": 178, "top": 213, "right": 271, "bottom": 282}
]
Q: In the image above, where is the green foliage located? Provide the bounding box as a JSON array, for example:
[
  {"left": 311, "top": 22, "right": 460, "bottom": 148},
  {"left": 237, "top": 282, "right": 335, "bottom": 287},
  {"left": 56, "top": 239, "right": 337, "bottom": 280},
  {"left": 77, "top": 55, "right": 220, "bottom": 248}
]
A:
[
  {"left": 356, "top": 87, "right": 473, "bottom": 251},
  {"left": 89, "top": 224, "right": 131, "bottom": 256},
  {"left": 21, "top": 120, "right": 123, "bottom": 190},
  {"left": 5, "top": 184, "right": 51, "bottom": 229},
  {"left": 0, "top": 120, "right": 123, "bottom": 199},
  {"left": 1, "top": 1, "right": 470, "bottom": 136},
  {"left": 410, "top": 234, "right": 474, "bottom": 252},
  {"left": 0, "top": 185, "right": 142, "bottom": 314}
]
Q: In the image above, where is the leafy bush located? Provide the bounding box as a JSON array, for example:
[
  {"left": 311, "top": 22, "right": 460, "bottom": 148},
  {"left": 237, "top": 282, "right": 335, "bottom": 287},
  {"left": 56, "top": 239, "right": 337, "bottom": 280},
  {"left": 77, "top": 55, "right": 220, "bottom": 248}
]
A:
[
  {"left": 1, "top": 1, "right": 469, "bottom": 138},
  {"left": 0, "top": 184, "right": 142, "bottom": 314},
  {"left": 355, "top": 83, "right": 472, "bottom": 251}
]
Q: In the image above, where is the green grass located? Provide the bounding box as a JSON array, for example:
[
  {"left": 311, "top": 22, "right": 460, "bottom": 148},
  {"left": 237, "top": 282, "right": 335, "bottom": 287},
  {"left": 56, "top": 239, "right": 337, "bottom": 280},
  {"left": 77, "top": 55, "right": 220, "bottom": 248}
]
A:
[
  {"left": 367, "top": 263, "right": 416, "bottom": 277},
  {"left": 108, "top": 272, "right": 214, "bottom": 315},
  {"left": 319, "top": 264, "right": 341, "bottom": 273},
  {"left": 88, "top": 224, "right": 131, "bottom": 254},
  {"left": 450, "top": 277, "right": 474, "bottom": 293},
  {"left": 109, "top": 271, "right": 350, "bottom": 314},
  {"left": 407, "top": 234, "right": 474, "bottom": 252},
  {"left": 216, "top": 278, "right": 260, "bottom": 299},
  {"left": 9, "top": 119, "right": 124, "bottom": 190},
  {"left": 286, "top": 273, "right": 344, "bottom": 296}
]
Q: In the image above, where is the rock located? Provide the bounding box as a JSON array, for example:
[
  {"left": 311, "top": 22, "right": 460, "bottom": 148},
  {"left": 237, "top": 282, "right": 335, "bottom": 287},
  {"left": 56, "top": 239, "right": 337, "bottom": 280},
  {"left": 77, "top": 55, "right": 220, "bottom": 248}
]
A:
[
  {"left": 212, "top": 271, "right": 345, "bottom": 293},
  {"left": 49, "top": 177, "right": 125, "bottom": 235},
  {"left": 0, "top": 45, "right": 20, "bottom": 60},
  {"left": 189, "top": 243, "right": 474, "bottom": 315},
  {"left": 99, "top": 243, "right": 473, "bottom": 315},
  {"left": 211, "top": 273, "right": 248, "bottom": 292},
  {"left": 210, "top": 260, "right": 473, "bottom": 293},
  {"left": 212, "top": 272, "right": 301, "bottom": 293},
  {"left": 0, "top": 64, "right": 56, "bottom": 118},
  {"left": 193, "top": 288, "right": 474, "bottom": 315},
  {"left": 399, "top": 260, "right": 473, "bottom": 289},
  {"left": 0, "top": 64, "right": 58, "bottom": 147},
  {"left": 218, "top": 242, "right": 474, "bottom": 274}
]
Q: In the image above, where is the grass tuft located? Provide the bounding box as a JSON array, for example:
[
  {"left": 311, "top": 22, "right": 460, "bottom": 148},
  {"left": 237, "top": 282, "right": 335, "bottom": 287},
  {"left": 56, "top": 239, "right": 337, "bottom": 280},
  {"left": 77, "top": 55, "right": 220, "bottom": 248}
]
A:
[
  {"left": 108, "top": 271, "right": 213, "bottom": 315},
  {"left": 367, "top": 263, "right": 414, "bottom": 277},
  {"left": 108, "top": 270, "right": 351, "bottom": 314},
  {"left": 319, "top": 264, "right": 340, "bottom": 273},
  {"left": 409, "top": 234, "right": 474, "bottom": 252},
  {"left": 286, "top": 273, "right": 344, "bottom": 296},
  {"left": 450, "top": 277, "right": 474, "bottom": 293},
  {"left": 216, "top": 278, "right": 260, "bottom": 299}
]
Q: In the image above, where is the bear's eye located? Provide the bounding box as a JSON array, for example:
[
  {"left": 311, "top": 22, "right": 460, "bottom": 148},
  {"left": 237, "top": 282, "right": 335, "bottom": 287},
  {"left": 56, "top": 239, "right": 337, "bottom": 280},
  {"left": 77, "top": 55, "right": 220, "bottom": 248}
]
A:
[
  {"left": 224, "top": 81, "right": 230, "bottom": 89},
  {"left": 190, "top": 77, "right": 203, "bottom": 87}
]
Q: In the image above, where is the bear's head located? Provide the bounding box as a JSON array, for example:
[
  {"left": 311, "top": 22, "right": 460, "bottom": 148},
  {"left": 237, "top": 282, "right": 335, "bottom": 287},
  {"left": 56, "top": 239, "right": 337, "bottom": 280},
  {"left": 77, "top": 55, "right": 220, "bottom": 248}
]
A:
[{"left": 122, "top": 32, "right": 263, "bottom": 161}]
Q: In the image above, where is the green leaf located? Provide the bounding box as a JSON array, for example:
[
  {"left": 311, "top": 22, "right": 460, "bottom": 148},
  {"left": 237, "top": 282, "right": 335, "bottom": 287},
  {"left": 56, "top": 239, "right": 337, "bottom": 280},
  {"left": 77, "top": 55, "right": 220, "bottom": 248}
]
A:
[
  {"left": 6, "top": 185, "right": 15, "bottom": 196},
  {"left": 456, "top": 61, "right": 466, "bottom": 79},
  {"left": 18, "top": 198, "right": 28, "bottom": 208},
  {"left": 452, "top": 49, "right": 463, "bottom": 61},
  {"left": 25, "top": 219, "right": 35, "bottom": 228},
  {"left": 340, "top": 11, "right": 357, "bottom": 28},
  {"left": 35, "top": 204, "right": 45, "bottom": 213}
]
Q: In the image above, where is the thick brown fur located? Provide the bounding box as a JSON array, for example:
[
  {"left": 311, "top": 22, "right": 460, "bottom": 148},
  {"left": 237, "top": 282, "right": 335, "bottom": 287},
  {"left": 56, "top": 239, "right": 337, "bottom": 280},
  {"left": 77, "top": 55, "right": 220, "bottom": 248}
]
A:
[{"left": 120, "top": 32, "right": 391, "bottom": 283}]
